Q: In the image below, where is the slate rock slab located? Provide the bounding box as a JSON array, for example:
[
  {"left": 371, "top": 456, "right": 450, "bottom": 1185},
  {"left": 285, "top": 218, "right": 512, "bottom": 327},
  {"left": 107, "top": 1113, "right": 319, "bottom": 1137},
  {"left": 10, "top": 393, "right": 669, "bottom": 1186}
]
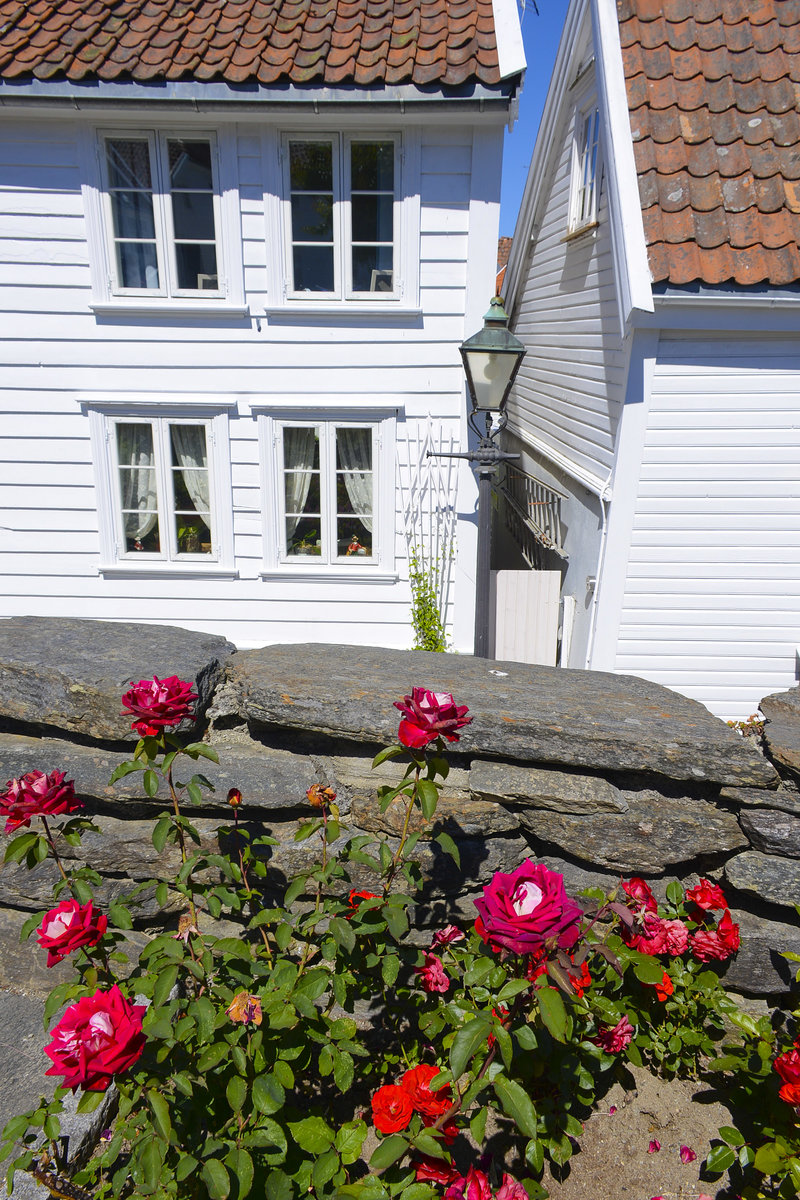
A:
[
  {"left": 0, "top": 732, "right": 313, "bottom": 813},
  {"left": 0, "top": 618, "right": 235, "bottom": 742},
  {"left": 739, "top": 808, "right": 800, "bottom": 859},
  {"left": 470, "top": 759, "right": 628, "bottom": 814},
  {"left": 725, "top": 851, "right": 800, "bottom": 909},
  {"left": 350, "top": 792, "right": 519, "bottom": 839},
  {"left": 721, "top": 786, "right": 800, "bottom": 817},
  {"left": 514, "top": 790, "right": 746, "bottom": 874},
  {"left": 230, "top": 645, "right": 776, "bottom": 787},
  {"left": 761, "top": 687, "right": 800, "bottom": 781},
  {"left": 720, "top": 908, "right": 800, "bottom": 995}
]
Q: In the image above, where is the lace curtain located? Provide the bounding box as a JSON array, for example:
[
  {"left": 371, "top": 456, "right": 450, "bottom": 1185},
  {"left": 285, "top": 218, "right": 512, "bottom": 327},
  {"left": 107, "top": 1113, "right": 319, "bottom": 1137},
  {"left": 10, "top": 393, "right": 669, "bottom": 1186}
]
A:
[
  {"left": 171, "top": 425, "right": 210, "bottom": 516},
  {"left": 338, "top": 427, "right": 373, "bottom": 532},
  {"left": 283, "top": 427, "right": 318, "bottom": 538},
  {"left": 117, "top": 424, "right": 158, "bottom": 542}
]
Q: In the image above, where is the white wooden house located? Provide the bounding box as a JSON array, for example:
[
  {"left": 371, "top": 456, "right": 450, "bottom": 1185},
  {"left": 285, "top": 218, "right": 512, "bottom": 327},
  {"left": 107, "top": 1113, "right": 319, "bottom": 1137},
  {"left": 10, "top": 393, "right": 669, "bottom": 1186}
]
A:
[
  {"left": 0, "top": 0, "right": 524, "bottom": 652},
  {"left": 501, "top": 0, "right": 800, "bottom": 719}
]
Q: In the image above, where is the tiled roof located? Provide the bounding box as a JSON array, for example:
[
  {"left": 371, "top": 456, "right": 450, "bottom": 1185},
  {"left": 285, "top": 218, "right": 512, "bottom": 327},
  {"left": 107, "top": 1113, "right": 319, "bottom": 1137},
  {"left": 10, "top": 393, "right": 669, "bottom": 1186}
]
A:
[
  {"left": 618, "top": 0, "right": 800, "bottom": 287},
  {"left": 0, "top": 0, "right": 501, "bottom": 89}
]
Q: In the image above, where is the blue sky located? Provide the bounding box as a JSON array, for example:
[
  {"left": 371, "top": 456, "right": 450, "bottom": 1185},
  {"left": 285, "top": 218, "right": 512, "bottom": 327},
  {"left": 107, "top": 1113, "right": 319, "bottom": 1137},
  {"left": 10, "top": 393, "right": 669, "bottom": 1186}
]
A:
[{"left": 499, "top": 0, "right": 570, "bottom": 237}]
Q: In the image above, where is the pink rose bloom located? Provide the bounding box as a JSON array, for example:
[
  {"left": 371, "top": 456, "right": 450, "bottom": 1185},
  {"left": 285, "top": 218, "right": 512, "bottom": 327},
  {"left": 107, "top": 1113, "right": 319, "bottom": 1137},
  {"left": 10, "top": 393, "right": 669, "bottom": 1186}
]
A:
[
  {"left": 661, "top": 918, "right": 689, "bottom": 956},
  {"left": 623, "top": 911, "right": 667, "bottom": 955},
  {"left": 431, "top": 924, "right": 465, "bottom": 949},
  {"left": 393, "top": 687, "right": 472, "bottom": 749},
  {"left": 621, "top": 876, "right": 657, "bottom": 912},
  {"left": 121, "top": 675, "right": 196, "bottom": 737},
  {"left": 45, "top": 985, "right": 146, "bottom": 1091},
  {"left": 679, "top": 1145, "right": 696, "bottom": 1163},
  {"left": 690, "top": 910, "right": 740, "bottom": 963},
  {"left": 415, "top": 952, "right": 450, "bottom": 993},
  {"left": 593, "top": 1015, "right": 634, "bottom": 1053},
  {"left": 474, "top": 860, "right": 583, "bottom": 956},
  {"left": 495, "top": 1175, "right": 528, "bottom": 1200},
  {"left": 37, "top": 899, "right": 107, "bottom": 967},
  {"left": 445, "top": 1167, "right": 492, "bottom": 1200},
  {"left": 685, "top": 878, "right": 728, "bottom": 911},
  {"left": 0, "top": 769, "right": 82, "bottom": 833}
]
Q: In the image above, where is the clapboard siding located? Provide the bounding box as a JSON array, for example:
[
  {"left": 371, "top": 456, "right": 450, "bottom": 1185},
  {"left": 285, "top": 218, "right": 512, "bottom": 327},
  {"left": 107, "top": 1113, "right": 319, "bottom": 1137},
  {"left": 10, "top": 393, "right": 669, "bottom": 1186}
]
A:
[
  {"left": 614, "top": 336, "right": 800, "bottom": 719},
  {"left": 507, "top": 74, "right": 627, "bottom": 482},
  {"left": 0, "top": 116, "right": 493, "bottom": 650}
]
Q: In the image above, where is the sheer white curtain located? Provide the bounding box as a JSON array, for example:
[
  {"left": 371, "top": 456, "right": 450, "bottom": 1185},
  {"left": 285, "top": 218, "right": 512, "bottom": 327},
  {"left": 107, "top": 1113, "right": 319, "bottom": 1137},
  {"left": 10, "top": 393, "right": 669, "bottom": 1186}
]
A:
[
  {"left": 283, "top": 427, "right": 317, "bottom": 537},
  {"left": 117, "top": 424, "right": 158, "bottom": 542},
  {"left": 171, "top": 425, "right": 210, "bottom": 516},
  {"left": 338, "top": 427, "right": 373, "bottom": 532}
]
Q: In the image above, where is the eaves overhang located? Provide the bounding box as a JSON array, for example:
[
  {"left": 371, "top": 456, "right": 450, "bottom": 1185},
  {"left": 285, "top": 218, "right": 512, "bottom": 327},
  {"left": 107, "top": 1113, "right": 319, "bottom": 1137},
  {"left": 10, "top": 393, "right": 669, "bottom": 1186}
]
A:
[{"left": 0, "top": 76, "right": 520, "bottom": 113}]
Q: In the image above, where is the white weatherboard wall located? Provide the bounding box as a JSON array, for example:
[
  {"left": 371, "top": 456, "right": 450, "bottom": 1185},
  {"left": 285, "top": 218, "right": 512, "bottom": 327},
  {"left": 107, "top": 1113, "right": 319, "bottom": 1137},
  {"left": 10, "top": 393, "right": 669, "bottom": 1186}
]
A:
[
  {"left": 613, "top": 335, "right": 800, "bottom": 720},
  {"left": 0, "top": 114, "right": 502, "bottom": 650}
]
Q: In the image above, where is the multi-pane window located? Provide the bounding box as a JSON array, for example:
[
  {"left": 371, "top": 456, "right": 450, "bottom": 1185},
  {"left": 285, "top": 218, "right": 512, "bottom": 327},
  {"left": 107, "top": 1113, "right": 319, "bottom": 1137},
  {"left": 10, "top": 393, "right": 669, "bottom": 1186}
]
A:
[
  {"left": 284, "top": 135, "right": 398, "bottom": 298},
  {"left": 111, "top": 418, "right": 215, "bottom": 561},
  {"left": 102, "top": 133, "right": 221, "bottom": 296},
  {"left": 569, "top": 107, "right": 601, "bottom": 232},
  {"left": 278, "top": 422, "right": 376, "bottom": 562}
]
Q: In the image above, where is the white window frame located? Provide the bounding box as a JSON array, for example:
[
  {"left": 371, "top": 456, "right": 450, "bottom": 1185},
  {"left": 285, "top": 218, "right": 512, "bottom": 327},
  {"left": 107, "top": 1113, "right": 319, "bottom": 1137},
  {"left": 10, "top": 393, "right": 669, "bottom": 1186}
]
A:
[
  {"left": 568, "top": 100, "right": 602, "bottom": 235},
  {"left": 83, "top": 396, "right": 237, "bottom": 577},
  {"left": 256, "top": 404, "right": 398, "bottom": 580},
  {"left": 80, "top": 126, "right": 247, "bottom": 315},
  {"left": 262, "top": 127, "right": 421, "bottom": 313}
]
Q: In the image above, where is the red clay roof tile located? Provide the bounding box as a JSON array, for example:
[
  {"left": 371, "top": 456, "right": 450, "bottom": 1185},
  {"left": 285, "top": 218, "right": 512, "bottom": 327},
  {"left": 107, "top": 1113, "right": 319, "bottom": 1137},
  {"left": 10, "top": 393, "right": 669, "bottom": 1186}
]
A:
[
  {"left": 621, "top": 0, "right": 800, "bottom": 286},
  {"left": 0, "top": 0, "right": 500, "bottom": 86}
]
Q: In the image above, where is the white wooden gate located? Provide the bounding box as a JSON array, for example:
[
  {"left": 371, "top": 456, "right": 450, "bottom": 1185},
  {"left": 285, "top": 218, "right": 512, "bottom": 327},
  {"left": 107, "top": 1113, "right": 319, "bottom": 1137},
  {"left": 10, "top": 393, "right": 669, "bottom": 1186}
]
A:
[{"left": 491, "top": 569, "right": 561, "bottom": 665}]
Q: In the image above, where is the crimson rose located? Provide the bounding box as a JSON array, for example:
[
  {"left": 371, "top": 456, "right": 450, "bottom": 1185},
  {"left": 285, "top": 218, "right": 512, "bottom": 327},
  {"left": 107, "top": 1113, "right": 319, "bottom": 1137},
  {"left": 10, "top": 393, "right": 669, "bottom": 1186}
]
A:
[
  {"left": 474, "top": 859, "right": 582, "bottom": 956},
  {"left": 689, "top": 909, "right": 740, "bottom": 962},
  {"left": 400, "top": 1063, "right": 451, "bottom": 1117},
  {"left": 685, "top": 878, "right": 728, "bottom": 911},
  {"left": 621, "top": 876, "right": 657, "bottom": 912},
  {"left": 121, "top": 675, "right": 196, "bottom": 737},
  {"left": 37, "top": 899, "right": 107, "bottom": 967},
  {"left": 0, "top": 769, "right": 82, "bottom": 833},
  {"left": 44, "top": 984, "right": 146, "bottom": 1091},
  {"left": 371, "top": 1083, "right": 414, "bottom": 1134},
  {"left": 775, "top": 1043, "right": 800, "bottom": 1105},
  {"left": 393, "top": 687, "right": 472, "bottom": 749}
]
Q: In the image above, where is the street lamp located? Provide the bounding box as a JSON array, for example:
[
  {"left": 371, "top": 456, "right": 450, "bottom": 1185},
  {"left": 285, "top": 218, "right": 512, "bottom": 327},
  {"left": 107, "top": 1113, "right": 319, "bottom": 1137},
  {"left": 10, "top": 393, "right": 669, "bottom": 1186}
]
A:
[{"left": 429, "top": 297, "right": 526, "bottom": 657}]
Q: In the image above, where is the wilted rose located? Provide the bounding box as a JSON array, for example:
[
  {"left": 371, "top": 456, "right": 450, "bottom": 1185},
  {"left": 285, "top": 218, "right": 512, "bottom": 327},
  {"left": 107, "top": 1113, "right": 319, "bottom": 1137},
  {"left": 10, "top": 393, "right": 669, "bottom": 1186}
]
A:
[
  {"left": 226, "top": 991, "right": 262, "bottom": 1026},
  {"left": 661, "top": 918, "right": 689, "bottom": 956},
  {"left": 400, "top": 1063, "right": 451, "bottom": 1117},
  {"left": 0, "top": 769, "right": 82, "bottom": 834},
  {"left": 474, "top": 860, "right": 582, "bottom": 956},
  {"left": 593, "top": 1015, "right": 634, "bottom": 1053},
  {"left": 37, "top": 899, "right": 107, "bottom": 967},
  {"left": 415, "top": 952, "right": 450, "bottom": 994},
  {"left": 44, "top": 985, "right": 146, "bottom": 1091},
  {"left": 623, "top": 911, "right": 669, "bottom": 956},
  {"left": 685, "top": 877, "right": 727, "bottom": 911},
  {"left": 689, "top": 910, "right": 740, "bottom": 962},
  {"left": 431, "top": 923, "right": 465, "bottom": 949},
  {"left": 371, "top": 1083, "right": 414, "bottom": 1134},
  {"left": 393, "top": 687, "right": 472, "bottom": 749},
  {"left": 121, "top": 675, "right": 196, "bottom": 737},
  {"left": 306, "top": 783, "right": 336, "bottom": 809}
]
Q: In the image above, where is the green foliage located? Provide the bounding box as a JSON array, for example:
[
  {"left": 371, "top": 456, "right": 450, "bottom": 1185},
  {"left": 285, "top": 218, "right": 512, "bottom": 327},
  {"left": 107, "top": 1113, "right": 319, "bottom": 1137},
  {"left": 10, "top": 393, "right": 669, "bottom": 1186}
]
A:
[
  {"left": 3, "top": 701, "right": 796, "bottom": 1200},
  {"left": 408, "top": 545, "right": 447, "bottom": 652}
]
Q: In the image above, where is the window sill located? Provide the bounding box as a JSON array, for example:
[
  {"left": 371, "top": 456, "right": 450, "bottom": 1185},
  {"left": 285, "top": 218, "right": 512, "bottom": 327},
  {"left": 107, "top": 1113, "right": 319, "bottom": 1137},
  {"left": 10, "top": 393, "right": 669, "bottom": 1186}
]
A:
[
  {"left": 261, "top": 568, "right": 399, "bottom": 584},
  {"left": 562, "top": 222, "right": 599, "bottom": 243},
  {"left": 90, "top": 302, "right": 250, "bottom": 320},
  {"left": 263, "top": 304, "right": 422, "bottom": 324},
  {"left": 98, "top": 563, "right": 239, "bottom": 579}
]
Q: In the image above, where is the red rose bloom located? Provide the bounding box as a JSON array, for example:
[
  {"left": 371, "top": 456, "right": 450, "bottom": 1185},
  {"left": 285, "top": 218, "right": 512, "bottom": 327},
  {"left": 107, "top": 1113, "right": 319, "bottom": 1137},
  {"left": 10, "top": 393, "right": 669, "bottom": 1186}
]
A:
[
  {"left": 121, "top": 675, "right": 197, "bottom": 737},
  {"left": 685, "top": 878, "right": 728, "bottom": 911},
  {"left": 662, "top": 919, "right": 689, "bottom": 956},
  {"left": 371, "top": 1084, "right": 414, "bottom": 1134},
  {"left": 474, "top": 860, "right": 582, "bottom": 956},
  {"left": 623, "top": 912, "right": 668, "bottom": 956},
  {"left": 651, "top": 971, "right": 674, "bottom": 1002},
  {"left": 415, "top": 1157, "right": 459, "bottom": 1185},
  {"left": 415, "top": 952, "right": 450, "bottom": 993},
  {"left": 44, "top": 985, "right": 146, "bottom": 1091},
  {"left": 593, "top": 1015, "right": 634, "bottom": 1053},
  {"left": 621, "top": 876, "right": 658, "bottom": 913},
  {"left": 0, "top": 769, "right": 82, "bottom": 833},
  {"left": 445, "top": 1167, "right": 492, "bottom": 1200},
  {"left": 690, "top": 910, "right": 740, "bottom": 963},
  {"left": 37, "top": 900, "right": 107, "bottom": 967},
  {"left": 571, "top": 959, "right": 592, "bottom": 998},
  {"left": 393, "top": 687, "right": 472, "bottom": 749},
  {"left": 774, "top": 1044, "right": 800, "bottom": 1105},
  {"left": 401, "top": 1063, "right": 451, "bottom": 1117}
]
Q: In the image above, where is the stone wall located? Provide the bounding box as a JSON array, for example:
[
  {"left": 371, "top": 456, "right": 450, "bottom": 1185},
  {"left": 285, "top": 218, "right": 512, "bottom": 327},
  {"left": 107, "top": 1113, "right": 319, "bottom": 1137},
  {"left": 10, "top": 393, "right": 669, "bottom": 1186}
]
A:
[{"left": 1, "top": 617, "right": 798, "bottom": 997}]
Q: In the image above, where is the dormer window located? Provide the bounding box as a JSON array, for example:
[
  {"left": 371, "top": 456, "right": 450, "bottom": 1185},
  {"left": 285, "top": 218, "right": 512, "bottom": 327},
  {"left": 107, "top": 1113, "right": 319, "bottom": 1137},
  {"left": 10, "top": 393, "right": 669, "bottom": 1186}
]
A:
[{"left": 568, "top": 105, "right": 601, "bottom": 234}]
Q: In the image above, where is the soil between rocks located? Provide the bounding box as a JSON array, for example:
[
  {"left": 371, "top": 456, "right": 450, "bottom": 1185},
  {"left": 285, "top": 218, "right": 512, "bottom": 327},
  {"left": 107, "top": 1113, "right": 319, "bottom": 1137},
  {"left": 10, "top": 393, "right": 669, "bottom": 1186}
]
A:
[{"left": 539, "top": 1064, "right": 736, "bottom": 1200}]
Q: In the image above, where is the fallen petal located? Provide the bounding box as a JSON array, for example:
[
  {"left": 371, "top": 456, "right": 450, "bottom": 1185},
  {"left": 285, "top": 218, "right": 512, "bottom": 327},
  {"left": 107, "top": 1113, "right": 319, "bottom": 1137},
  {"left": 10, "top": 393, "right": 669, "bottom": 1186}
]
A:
[
  {"left": 679, "top": 1144, "right": 697, "bottom": 1164},
  {"left": 648, "top": 1140, "right": 661, "bottom": 1153}
]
